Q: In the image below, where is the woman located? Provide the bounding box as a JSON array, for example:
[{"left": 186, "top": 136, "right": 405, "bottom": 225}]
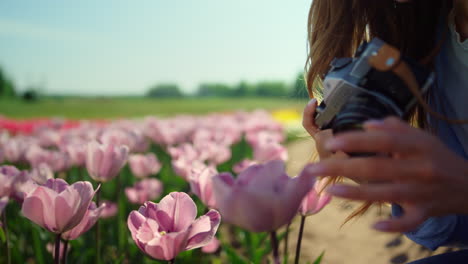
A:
[{"left": 302, "top": 0, "right": 468, "bottom": 263}]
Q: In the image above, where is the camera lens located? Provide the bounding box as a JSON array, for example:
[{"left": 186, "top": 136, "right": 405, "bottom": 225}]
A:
[
  {"left": 332, "top": 92, "right": 398, "bottom": 157},
  {"left": 332, "top": 92, "right": 395, "bottom": 134}
]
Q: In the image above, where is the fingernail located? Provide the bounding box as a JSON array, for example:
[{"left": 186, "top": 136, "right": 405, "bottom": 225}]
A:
[
  {"left": 325, "top": 138, "right": 343, "bottom": 150},
  {"left": 307, "top": 98, "right": 317, "bottom": 106},
  {"left": 305, "top": 163, "right": 325, "bottom": 175},
  {"left": 326, "top": 185, "right": 348, "bottom": 196},
  {"left": 364, "top": 119, "right": 384, "bottom": 128},
  {"left": 373, "top": 222, "right": 389, "bottom": 231}
]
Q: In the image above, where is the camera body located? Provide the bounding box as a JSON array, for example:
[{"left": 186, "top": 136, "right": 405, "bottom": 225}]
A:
[{"left": 314, "top": 38, "right": 435, "bottom": 134}]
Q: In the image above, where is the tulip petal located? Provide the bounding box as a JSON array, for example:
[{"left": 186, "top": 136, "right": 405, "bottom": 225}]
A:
[
  {"left": 136, "top": 218, "right": 160, "bottom": 243},
  {"left": 22, "top": 196, "right": 45, "bottom": 228},
  {"left": 146, "top": 231, "right": 188, "bottom": 260},
  {"left": 128, "top": 210, "right": 147, "bottom": 238},
  {"left": 185, "top": 209, "right": 221, "bottom": 250},
  {"left": 128, "top": 210, "right": 149, "bottom": 251},
  {"left": 156, "top": 192, "right": 197, "bottom": 232},
  {"left": 55, "top": 189, "right": 80, "bottom": 232},
  {"left": 66, "top": 182, "right": 95, "bottom": 229},
  {"left": 62, "top": 202, "right": 104, "bottom": 240},
  {"left": 86, "top": 142, "right": 104, "bottom": 181},
  {"left": 45, "top": 178, "right": 69, "bottom": 193}
]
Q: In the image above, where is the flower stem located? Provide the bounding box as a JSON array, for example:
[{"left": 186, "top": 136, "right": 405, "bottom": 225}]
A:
[
  {"left": 55, "top": 234, "right": 61, "bottom": 264},
  {"left": 61, "top": 240, "right": 68, "bottom": 264},
  {"left": 168, "top": 259, "right": 175, "bottom": 264},
  {"left": 294, "top": 216, "right": 307, "bottom": 264},
  {"left": 283, "top": 222, "right": 291, "bottom": 264},
  {"left": 270, "top": 231, "right": 280, "bottom": 264},
  {"left": 116, "top": 173, "right": 127, "bottom": 258},
  {"left": 95, "top": 186, "right": 102, "bottom": 264},
  {"left": 2, "top": 210, "right": 10, "bottom": 264}
]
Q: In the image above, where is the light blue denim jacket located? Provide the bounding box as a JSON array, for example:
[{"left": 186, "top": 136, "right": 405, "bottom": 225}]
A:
[{"left": 392, "top": 12, "right": 468, "bottom": 251}]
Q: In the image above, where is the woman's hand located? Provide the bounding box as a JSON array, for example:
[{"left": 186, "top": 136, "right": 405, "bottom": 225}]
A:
[
  {"left": 308, "top": 117, "right": 468, "bottom": 232},
  {"left": 302, "top": 99, "right": 346, "bottom": 160}
]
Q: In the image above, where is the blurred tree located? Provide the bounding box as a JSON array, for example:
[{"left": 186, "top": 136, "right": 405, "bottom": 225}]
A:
[
  {"left": 22, "top": 88, "right": 39, "bottom": 102},
  {"left": 147, "top": 83, "right": 184, "bottom": 98},
  {"left": 0, "top": 67, "right": 16, "bottom": 98},
  {"left": 290, "top": 72, "right": 309, "bottom": 99},
  {"left": 233, "top": 81, "right": 253, "bottom": 97},
  {"left": 197, "top": 83, "right": 233, "bottom": 97},
  {"left": 254, "top": 81, "right": 288, "bottom": 97}
]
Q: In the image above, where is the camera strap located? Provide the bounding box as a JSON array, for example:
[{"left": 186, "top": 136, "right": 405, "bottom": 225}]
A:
[{"left": 368, "top": 44, "right": 468, "bottom": 125}]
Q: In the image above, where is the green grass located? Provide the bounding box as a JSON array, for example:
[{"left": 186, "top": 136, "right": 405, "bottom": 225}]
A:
[{"left": 0, "top": 97, "right": 307, "bottom": 119}]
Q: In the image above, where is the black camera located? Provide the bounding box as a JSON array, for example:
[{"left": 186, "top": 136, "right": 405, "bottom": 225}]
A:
[{"left": 314, "top": 38, "right": 435, "bottom": 135}]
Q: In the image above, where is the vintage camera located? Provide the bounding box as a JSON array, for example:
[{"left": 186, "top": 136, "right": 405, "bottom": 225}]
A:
[{"left": 314, "top": 38, "right": 435, "bottom": 135}]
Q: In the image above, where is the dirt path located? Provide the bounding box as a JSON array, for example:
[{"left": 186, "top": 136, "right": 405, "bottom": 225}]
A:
[{"left": 285, "top": 139, "right": 454, "bottom": 264}]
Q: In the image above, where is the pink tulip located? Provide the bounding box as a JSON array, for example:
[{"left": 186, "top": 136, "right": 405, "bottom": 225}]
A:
[
  {"left": 212, "top": 160, "right": 316, "bottom": 232},
  {"left": 128, "top": 153, "right": 162, "bottom": 178},
  {"left": 246, "top": 130, "right": 285, "bottom": 148},
  {"left": 143, "top": 118, "right": 183, "bottom": 146},
  {"left": 3, "top": 138, "right": 29, "bottom": 163},
  {"left": 21, "top": 178, "right": 97, "bottom": 234},
  {"left": 127, "top": 192, "right": 221, "bottom": 261},
  {"left": 298, "top": 178, "right": 332, "bottom": 216},
  {"left": 25, "top": 145, "right": 71, "bottom": 172},
  {"left": 195, "top": 141, "right": 231, "bottom": 165},
  {"left": 172, "top": 158, "right": 205, "bottom": 181},
  {"left": 189, "top": 165, "right": 217, "bottom": 209},
  {"left": 0, "top": 166, "right": 36, "bottom": 203},
  {"left": 233, "top": 159, "right": 257, "bottom": 174},
  {"left": 125, "top": 178, "right": 163, "bottom": 205},
  {"left": 201, "top": 237, "right": 220, "bottom": 254},
  {"left": 100, "top": 129, "right": 136, "bottom": 151},
  {"left": 29, "top": 163, "right": 54, "bottom": 185},
  {"left": 100, "top": 200, "right": 118, "bottom": 219},
  {"left": 62, "top": 202, "right": 105, "bottom": 240},
  {"left": 252, "top": 141, "right": 288, "bottom": 163},
  {"left": 168, "top": 143, "right": 199, "bottom": 161},
  {"left": 0, "top": 165, "right": 21, "bottom": 197},
  {"left": 86, "top": 141, "right": 129, "bottom": 182},
  {"left": 65, "top": 143, "right": 87, "bottom": 167}
]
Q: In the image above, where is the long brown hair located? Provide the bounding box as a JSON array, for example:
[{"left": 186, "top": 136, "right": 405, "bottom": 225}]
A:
[{"left": 305, "top": 0, "right": 452, "bottom": 221}]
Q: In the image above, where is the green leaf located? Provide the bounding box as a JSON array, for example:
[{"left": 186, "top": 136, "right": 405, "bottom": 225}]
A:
[
  {"left": 313, "top": 251, "right": 325, "bottom": 264},
  {"left": 0, "top": 226, "right": 5, "bottom": 243},
  {"left": 31, "top": 225, "right": 46, "bottom": 264},
  {"left": 222, "top": 242, "right": 249, "bottom": 264}
]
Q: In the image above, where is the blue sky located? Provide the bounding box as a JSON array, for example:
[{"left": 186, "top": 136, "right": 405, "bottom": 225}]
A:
[{"left": 0, "top": 0, "right": 312, "bottom": 95}]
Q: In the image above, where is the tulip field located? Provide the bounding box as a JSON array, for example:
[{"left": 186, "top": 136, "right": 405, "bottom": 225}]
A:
[{"left": 0, "top": 101, "right": 330, "bottom": 264}]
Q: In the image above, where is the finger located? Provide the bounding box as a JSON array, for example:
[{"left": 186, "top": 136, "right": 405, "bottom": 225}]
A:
[
  {"left": 364, "top": 117, "right": 417, "bottom": 134},
  {"left": 302, "top": 99, "right": 319, "bottom": 136},
  {"left": 313, "top": 129, "right": 335, "bottom": 159},
  {"left": 312, "top": 157, "right": 425, "bottom": 182},
  {"left": 324, "top": 129, "right": 426, "bottom": 155},
  {"left": 326, "top": 183, "right": 427, "bottom": 202},
  {"left": 373, "top": 208, "right": 426, "bottom": 233}
]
